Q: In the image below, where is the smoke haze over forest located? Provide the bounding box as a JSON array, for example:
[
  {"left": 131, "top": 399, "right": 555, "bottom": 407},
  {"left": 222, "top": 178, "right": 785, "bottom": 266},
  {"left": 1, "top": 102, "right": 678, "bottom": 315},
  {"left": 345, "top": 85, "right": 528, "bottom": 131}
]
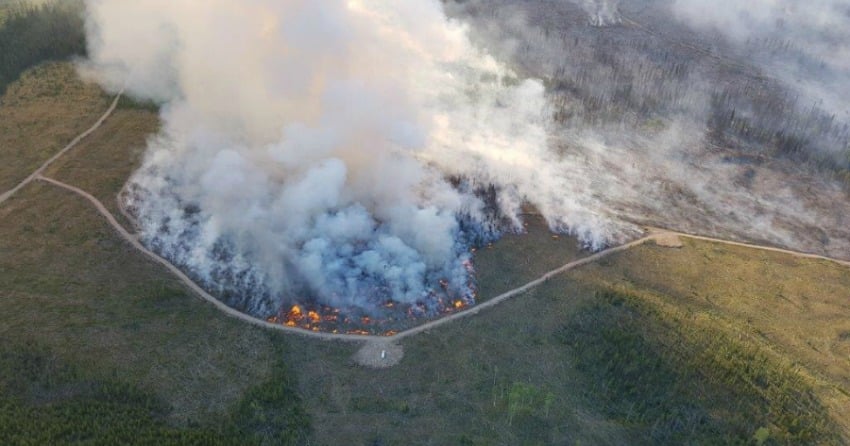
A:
[{"left": 447, "top": 0, "right": 850, "bottom": 254}]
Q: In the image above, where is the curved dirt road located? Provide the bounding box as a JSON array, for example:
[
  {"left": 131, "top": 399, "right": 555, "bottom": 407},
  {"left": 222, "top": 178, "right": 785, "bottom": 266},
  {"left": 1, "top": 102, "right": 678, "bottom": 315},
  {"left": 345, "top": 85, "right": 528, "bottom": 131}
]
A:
[
  {"left": 36, "top": 175, "right": 389, "bottom": 343},
  {"left": 0, "top": 93, "right": 123, "bottom": 206},
  {"left": 673, "top": 232, "right": 850, "bottom": 268},
  {"left": 5, "top": 91, "right": 849, "bottom": 344},
  {"left": 36, "top": 175, "right": 664, "bottom": 342},
  {"left": 31, "top": 175, "right": 850, "bottom": 344}
]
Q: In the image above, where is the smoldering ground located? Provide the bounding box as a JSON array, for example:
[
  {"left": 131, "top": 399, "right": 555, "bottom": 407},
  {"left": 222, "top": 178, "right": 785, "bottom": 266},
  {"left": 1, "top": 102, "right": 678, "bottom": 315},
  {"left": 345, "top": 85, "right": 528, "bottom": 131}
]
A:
[{"left": 81, "top": 0, "right": 850, "bottom": 320}]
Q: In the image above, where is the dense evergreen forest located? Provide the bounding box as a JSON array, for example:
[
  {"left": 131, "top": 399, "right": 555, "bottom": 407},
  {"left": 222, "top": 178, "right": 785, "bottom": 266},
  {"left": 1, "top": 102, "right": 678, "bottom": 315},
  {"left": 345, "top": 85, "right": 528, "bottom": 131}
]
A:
[
  {"left": 0, "top": 0, "right": 86, "bottom": 95},
  {"left": 0, "top": 343, "right": 310, "bottom": 445}
]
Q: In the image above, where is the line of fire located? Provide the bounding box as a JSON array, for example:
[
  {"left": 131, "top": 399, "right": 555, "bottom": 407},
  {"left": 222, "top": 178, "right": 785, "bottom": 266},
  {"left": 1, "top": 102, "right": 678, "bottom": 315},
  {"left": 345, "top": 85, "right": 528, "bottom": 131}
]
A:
[{"left": 267, "top": 258, "right": 477, "bottom": 336}]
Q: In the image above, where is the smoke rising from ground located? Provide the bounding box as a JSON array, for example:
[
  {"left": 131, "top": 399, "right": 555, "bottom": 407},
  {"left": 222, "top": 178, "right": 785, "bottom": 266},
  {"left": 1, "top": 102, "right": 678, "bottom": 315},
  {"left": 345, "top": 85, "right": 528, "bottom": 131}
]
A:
[
  {"left": 444, "top": 0, "right": 850, "bottom": 257},
  {"left": 574, "top": 0, "right": 622, "bottom": 26},
  {"left": 80, "top": 0, "right": 635, "bottom": 316},
  {"left": 81, "top": 0, "right": 850, "bottom": 317}
]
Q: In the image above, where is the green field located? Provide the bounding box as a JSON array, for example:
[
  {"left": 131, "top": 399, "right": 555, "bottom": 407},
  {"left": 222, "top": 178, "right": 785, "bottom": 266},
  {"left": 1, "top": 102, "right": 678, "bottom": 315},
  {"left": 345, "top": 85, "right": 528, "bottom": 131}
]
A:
[{"left": 2, "top": 15, "right": 850, "bottom": 444}]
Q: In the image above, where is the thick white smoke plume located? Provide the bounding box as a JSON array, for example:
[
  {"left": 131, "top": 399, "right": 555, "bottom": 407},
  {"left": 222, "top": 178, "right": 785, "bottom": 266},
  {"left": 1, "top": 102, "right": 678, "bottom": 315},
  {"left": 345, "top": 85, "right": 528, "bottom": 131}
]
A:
[{"left": 80, "top": 0, "right": 632, "bottom": 316}]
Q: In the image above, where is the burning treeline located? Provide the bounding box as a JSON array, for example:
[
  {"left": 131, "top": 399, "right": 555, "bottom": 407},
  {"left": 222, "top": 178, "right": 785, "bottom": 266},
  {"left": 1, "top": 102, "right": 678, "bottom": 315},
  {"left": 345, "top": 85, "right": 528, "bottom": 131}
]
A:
[
  {"left": 267, "top": 256, "right": 477, "bottom": 335},
  {"left": 267, "top": 297, "right": 470, "bottom": 336}
]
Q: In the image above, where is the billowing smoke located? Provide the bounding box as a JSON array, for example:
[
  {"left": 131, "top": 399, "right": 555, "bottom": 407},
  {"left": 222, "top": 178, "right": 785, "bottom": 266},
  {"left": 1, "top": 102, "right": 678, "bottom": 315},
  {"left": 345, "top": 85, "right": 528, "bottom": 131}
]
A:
[
  {"left": 81, "top": 0, "right": 850, "bottom": 319},
  {"left": 80, "top": 0, "right": 634, "bottom": 317}
]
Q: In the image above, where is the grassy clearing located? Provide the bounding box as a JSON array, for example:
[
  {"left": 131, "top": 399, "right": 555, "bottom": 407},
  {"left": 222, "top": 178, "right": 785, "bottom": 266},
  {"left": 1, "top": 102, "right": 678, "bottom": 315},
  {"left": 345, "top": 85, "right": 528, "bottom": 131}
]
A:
[
  {"left": 289, "top": 280, "right": 631, "bottom": 446},
  {"left": 473, "top": 216, "right": 586, "bottom": 300},
  {"left": 44, "top": 103, "right": 161, "bottom": 226},
  {"left": 0, "top": 343, "right": 247, "bottom": 445},
  {"left": 0, "top": 62, "right": 110, "bottom": 192}
]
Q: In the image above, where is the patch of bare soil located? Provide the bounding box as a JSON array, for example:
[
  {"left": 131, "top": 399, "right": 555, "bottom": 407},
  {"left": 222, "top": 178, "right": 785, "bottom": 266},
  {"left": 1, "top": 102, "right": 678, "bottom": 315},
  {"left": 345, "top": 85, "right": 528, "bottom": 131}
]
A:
[
  {"left": 353, "top": 341, "right": 404, "bottom": 368},
  {"left": 654, "top": 233, "right": 683, "bottom": 248}
]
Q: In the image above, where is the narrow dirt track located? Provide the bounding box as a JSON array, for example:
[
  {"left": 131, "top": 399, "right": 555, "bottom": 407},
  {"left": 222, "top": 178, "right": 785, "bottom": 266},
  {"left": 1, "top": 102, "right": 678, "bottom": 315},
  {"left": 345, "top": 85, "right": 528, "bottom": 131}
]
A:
[
  {"left": 36, "top": 175, "right": 662, "bottom": 342},
  {"left": 0, "top": 93, "right": 123, "bottom": 206},
  {"left": 6, "top": 91, "right": 850, "bottom": 345},
  {"left": 30, "top": 176, "right": 850, "bottom": 344},
  {"left": 36, "top": 175, "right": 385, "bottom": 343},
  {"left": 393, "top": 234, "right": 657, "bottom": 340},
  {"left": 674, "top": 233, "right": 850, "bottom": 268}
]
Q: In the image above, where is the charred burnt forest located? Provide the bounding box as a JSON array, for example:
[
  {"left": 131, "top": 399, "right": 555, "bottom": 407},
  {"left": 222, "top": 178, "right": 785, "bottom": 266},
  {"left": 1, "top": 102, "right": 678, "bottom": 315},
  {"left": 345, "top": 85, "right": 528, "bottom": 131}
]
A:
[{"left": 446, "top": 0, "right": 850, "bottom": 181}]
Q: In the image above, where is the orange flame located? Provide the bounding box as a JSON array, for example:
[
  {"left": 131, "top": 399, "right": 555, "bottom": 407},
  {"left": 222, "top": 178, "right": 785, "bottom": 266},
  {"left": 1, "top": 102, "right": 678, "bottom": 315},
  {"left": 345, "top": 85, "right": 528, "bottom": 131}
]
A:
[
  {"left": 307, "top": 310, "right": 321, "bottom": 323},
  {"left": 270, "top": 265, "right": 479, "bottom": 335},
  {"left": 288, "top": 305, "right": 303, "bottom": 318}
]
